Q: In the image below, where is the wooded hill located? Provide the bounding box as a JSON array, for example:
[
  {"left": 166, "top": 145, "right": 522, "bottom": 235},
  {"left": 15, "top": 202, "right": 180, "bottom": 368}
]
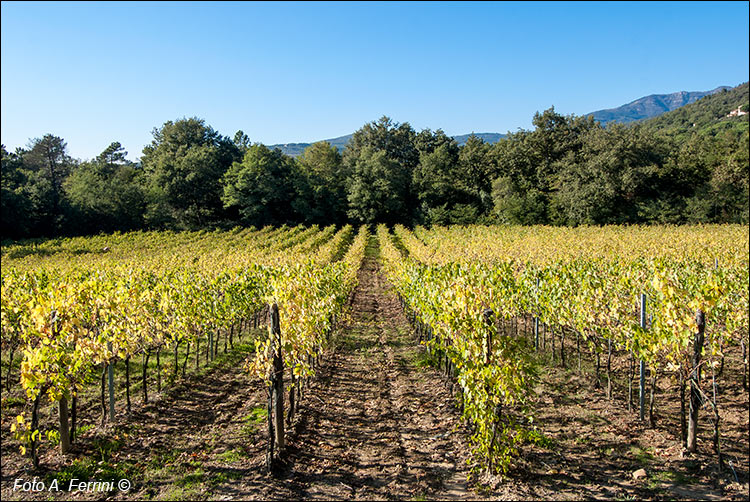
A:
[
  {"left": 643, "top": 82, "right": 749, "bottom": 139},
  {"left": 271, "top": 85, "right": 738, "bottom": 156},
  {"left": 2, "top": 84, "right": 748, "bottom": 240},
  {"left": 588, "top": 86, "right": 731, "bottom": 125}
]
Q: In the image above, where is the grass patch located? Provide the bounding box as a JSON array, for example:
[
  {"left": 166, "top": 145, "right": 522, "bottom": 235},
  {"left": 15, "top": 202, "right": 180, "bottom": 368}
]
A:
[
  {"left": 208, "top": 469, "right": 243, "bottom": 486},
  {"left": 176, "top": 467, "right": 205, "bottom": 487},
  {"left": 647, "top": 470, "right": 699, "bottom": 490},
  {"left": 365, "top": 234, "right": 380, "bottom": 258},
  {"left": 195, "top": 342, "right": 256, "bottom": 379},
  {"left": 75, "top": 423, "right": 95, "bottom": 437},
  {"left": 91, "top": 436, "right": 124, "bottom": 461},
  {"left": 150, "top": 450, "right": 178, "bottom": 467},
  {"left": 614, "top": 494, "right": 639, "bottom": 501},
  {"left": 518, "top": 428, "right": 557, "bottom": 449},
  {"left": 1, "top": 396, "right": 25, "bottom": 409},
  {"left": 141, "top": 449, "right": 180, "bottom": 478},
  {"left": 241, "top": 406, "right": 268, "bottom": 436},
  {"left": 48, "top": 456, "right": 137, "bottom": 489},
  {"left": 629, "top": 445, "right": 655, "bottom": 465},
  {"left": 46, "top": 432, "right": 137, "bottom": 489},
  {"left": 573, "top": 434, "right": 592, "bottom": 445},
  {"left": 411, "top": 348, "right": 439, "bottom": 369},
  {"left": 217, "top": 449, "right": 244, "bottom": 463},
  {"left": 156, "top": 485, "right": 203, "bottom": 501}
]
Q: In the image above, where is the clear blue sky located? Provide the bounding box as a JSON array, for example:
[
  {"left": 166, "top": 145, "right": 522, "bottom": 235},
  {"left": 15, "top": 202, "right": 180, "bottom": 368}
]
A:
[{"left": 2, "top": 1, "right": 748, "bottom": 161}]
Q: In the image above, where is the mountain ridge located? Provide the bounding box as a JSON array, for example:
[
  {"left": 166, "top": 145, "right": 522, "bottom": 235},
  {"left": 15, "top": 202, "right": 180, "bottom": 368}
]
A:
[
  {"left": 268, "top": 85, "right": 734, "bottom": 156},
  {"left": 586, "top": 86, "right": 731, "bottom": 125}
]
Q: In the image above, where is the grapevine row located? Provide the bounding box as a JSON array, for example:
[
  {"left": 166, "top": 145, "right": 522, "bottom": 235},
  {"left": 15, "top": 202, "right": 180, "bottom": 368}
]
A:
[
  {"left": 1, "top": 224, "right": 365, "bottom": 467},
  {"left": 378, "top": 224, "right": 749, "bottom": 473}
]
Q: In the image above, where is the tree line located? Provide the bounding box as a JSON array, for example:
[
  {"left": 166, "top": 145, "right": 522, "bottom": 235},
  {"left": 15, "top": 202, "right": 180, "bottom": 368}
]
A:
[{"left": 2, "top": 108, "right": 748, "bottom": 239}]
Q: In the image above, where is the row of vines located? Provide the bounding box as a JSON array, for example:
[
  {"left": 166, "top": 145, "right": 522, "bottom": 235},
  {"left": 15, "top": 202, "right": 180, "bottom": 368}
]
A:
[
  {"left": 1, "top": 224, "right": 366, "bottom": 468},
  {"left": 377, "top": 223, "right": 749, "bottom": 474}
]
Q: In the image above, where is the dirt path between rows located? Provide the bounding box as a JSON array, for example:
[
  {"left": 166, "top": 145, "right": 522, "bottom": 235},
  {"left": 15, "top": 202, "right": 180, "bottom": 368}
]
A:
[{"left": 211, "top": 238, "right": 475, "bottom": 500}]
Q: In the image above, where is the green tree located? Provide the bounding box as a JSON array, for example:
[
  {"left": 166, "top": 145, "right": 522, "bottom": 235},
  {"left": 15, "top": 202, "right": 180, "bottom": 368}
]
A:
[
  {"left": 527, "top": 107, "right": 598, "bottom": 191},
  {"left": 22, "top": 134, "right": 74, "bottom": 235},
  {"left": 489, "top": 108, "right": 600, "bottom": 224},
  {"left": 343, "top": 116, "right": 418, "bottom": 224},
  {"left": 491, "top": 129, "right": 549, "bottom": 224},
  {"left": 1, "top": 145, "right": 33, "bottom": 238},
  {"left": 550, "top": 124, "right": 669, "bottom": 225},
  {"left": 346, "top": 147, "right": 410, "bottom": 224},
  {"left": 491, "top": 175, "right": 547, "bottom": 224},
  {"left": 412, "top": 136, "right": 480, "bottom": 224},
  {"left": 96, "top": 141, "right": 128, "bottom": 171},
  {"left": 64, "top": 142, "right": 145, "bottom": 233},
  {"left": 140, "top": 117, "right": 240, "bottom": 229},
  {"left": 707, "top": 129, "right": 749, "bottom": 223},
  {"left": 677, "top": 129, "right": 749, "bottom": 223},
  {"left": 221, "top": 144, "right": 303, "bottom": 227},
  {"left": 458, "top": 135, "right": 494, "bottom": 215},
  {"left": 233, "top": 130, "right": 252, "bottom": 154},
  {"left": 297, "top": 141, "right": 347, "bottom": 224},
  {"left": 343, "top": 116, "right": 419, "bottom": 170},
  {"left": 414, "top": 128, "right": 454, "bottom": 155}
]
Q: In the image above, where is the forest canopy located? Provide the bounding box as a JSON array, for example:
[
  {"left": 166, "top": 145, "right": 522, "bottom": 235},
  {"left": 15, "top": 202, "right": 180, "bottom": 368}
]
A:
[{"left": 2, "top": 83, "right": 748, "bottom": 239}]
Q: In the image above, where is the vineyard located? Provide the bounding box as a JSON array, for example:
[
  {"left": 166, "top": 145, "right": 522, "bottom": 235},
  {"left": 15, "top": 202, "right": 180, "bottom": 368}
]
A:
[
  {"left": 1, "top": 224, "right": 749, "bottom": 500},
  {"left": 379, "top": 224, "right": 748, "bottom": 474},
  {"left": 1, "top": 225, "right": 366, "bottom": 466}
]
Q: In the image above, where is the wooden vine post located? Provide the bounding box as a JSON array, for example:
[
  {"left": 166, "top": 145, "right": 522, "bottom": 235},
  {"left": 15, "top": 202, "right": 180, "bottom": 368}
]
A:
[
  {"left": 267, "top": 303, "right": 285, "bottom": 473},
  {"left": 534, "top": 278, "right": 540, "bottom": 352},
  {"left": 710, "top": 361, "right": 724, "bottom": 471},
  {"left": 742, "top": 334, "right": 748, "bottom": 391},
  {"left": 70, "top": 391, "right": 77, "bottom": 443},
  {"left": 58, "top": 396, "right": 71, "bottom": 454},
  {"left": 30, "top": 391, "right": 43, "bottom": 468},
  {"left": 51, "top": 315, "right": 71, "bottom": 453},
  {"left": 606, "top": 338, "right": 612, "bottom": 400},
  {"left": 482, "top": 307, "right": 502, "bottom": 472},
  {"left": 482, "top": 308, "right": 494, "bottom": 366},
  {"left": 107, "top": 341, "right": 115, "bottom": 420},
  {"left": 687, "top": 309, "right": 705, "bottom": 453},
  {"left": 639, "top": 294, "right": 646, "bottom": 422}
]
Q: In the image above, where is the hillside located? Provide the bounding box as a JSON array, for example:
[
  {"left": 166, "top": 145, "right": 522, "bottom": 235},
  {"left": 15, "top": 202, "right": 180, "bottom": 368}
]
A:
[
  {"left": 587, "top": 86, "right": 731, "bottom": 125},
  {"left": 269, "top": 86, "right": 738, "bottom": 157},
  {"left": 640, "top": 82, "right": 749, "bottom": 139}
]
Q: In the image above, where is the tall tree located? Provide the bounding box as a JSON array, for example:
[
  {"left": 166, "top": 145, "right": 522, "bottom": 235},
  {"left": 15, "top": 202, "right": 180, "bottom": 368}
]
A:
[
  {"left": 221, "top": 144, "right": 304, "bottom": 227},
  {"left": 412, "top": 132, "right": 479, "bottom": 224},
  {"left": 550, "top": 124, "right": 671, "bottom": 225},
  {"left": 233, "top": 130, "right": 252, "bottom": 154},
  {"left": 1, "top": 145, "right": 33, "bottom": 238},
  {"left": 458, "top": 135, "right": 494, "bottom": 216},
  {"left": 347, "top": 147, "right": 410, "bottom": 225},
  {"left": 527, "top": 107, "right": 598, "bottom": 192},
  {"left": 22, "top": 134, "right": 74, "bottom": 235},
  {"left": 65, "top": 142, "right": 145, "bottom": 233},
  {"left": 95, "top": 141, "right": 128, "bottom": 173},
  {"left": 490, "top": 108, "right": 599, "bottom": 224},
  {"left": 297, "top": 141, "right": 347, "bottom": 224},
  {"left": 344, "top": 116, "right": 418, "bottom": 224},
  {"left": 140, "top": 118, "right": 240, "bottom": 229}
]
